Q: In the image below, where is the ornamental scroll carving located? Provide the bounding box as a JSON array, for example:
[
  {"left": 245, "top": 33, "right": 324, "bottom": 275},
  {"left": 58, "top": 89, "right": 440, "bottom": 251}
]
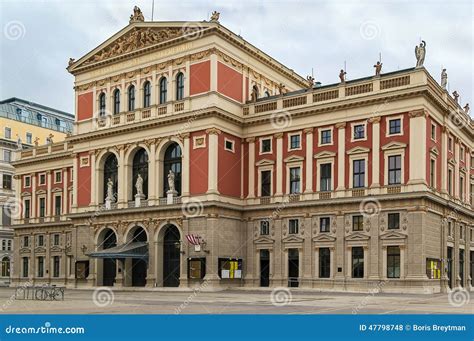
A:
[{"left": 83, "top": 27, "right": 186, "bottom": 65}]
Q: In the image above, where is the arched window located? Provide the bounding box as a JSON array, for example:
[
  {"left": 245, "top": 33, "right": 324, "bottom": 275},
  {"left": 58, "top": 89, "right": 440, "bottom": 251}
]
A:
[
  {"left": 159, "top": 77, "right": 167, "bottom": 104},
  {"left": 163, "top": 143, "right": 182, "bottom": 196},
  {"left": 128, "top": 85, "right": 135, "bottom": 111},
  {"left": 176, "top": 73, "right": 184, "bottom": 101},
  {"left": 264, "top": 90, "right": 270, "bottom": 97},
  {"left": 99, "top": 93, "right": 106, "bottom": 116},
  {"left": 132, "top": 149, "right": 149, "bottom": 199},
  {"left": 103, "top": 229, "right": 117, "bottom": 249},
  {"left": 103, "top": 154, "right": 118, "bottom": 203},
  {"left": 143, "top": 81, "right": 151, "bottom": 108},
  {"left": 113, "top": 89, "right": 120, "bottom": 115},
  {"left": 1, "top": 257, "right": 10, "bottom": 277}
]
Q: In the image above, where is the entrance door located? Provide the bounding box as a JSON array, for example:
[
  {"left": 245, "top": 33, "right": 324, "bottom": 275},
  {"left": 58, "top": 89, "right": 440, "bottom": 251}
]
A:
[
  {"left": 163, "top": 225, "right": 180, "bottom": 287},
  {"left": 260, "top": 250, "right": 270, "bottom": 287},
  {"left": 132, "top": 259, "right": 147, "bottom": 287},
  {"left": 103, "top": 259, "right": 116, "bottom": 286},
  {"left": 288, "top": 248, "right": 299, "bottom": 287},
  {"left": 447, "top": 247, "right": 453, "bottom": 289}
]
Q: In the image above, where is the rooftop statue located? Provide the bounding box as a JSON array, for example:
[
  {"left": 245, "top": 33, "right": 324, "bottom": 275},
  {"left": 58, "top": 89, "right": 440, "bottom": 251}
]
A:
[
  {"left": 339, "top": 69, "right": 346, "bottom": 83},
  {"left": 373, "top": 61, "right": 382, "bottom": 76},
  {"left": 130, "top": 6, "right": 145, "bottom": 23},
  {"left": 415, "top": 40, "right": 426, "bottom": 68},
  {"left": 452, "top": 91, "right": 459, "bottom": 103},
  {"left": 440, "top": 69, "right": 447, "bottom": 89},
  {"left": 306, "top": 76, "right": 315, "bottom": 88},
  {"left": 210, "top": 11, "right": 220, "bottom": 22},
  {"left": 464, "top": 103, "right": 470, "bottom": 115}
]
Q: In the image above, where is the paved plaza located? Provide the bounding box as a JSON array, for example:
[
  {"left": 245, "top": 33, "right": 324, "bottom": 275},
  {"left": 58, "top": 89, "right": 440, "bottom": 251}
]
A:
[{"left": 0, "top": 287, "right": 471, "bottom": 315}]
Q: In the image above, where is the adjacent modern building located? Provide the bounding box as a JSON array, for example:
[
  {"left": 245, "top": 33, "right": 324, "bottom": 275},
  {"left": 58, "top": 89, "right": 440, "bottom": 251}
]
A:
[
  {"left": 10, "top": 9, "right": 474, "bottom": 293},
  {"left": 0, "top": 97, "right": 73, "bottom": 285}
]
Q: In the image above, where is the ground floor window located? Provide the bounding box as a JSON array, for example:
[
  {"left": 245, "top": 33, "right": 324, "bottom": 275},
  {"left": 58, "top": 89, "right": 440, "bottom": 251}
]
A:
[
  {"left": 37, "top": 257, "right": 44, "bottom": 277},
  {"left": 386, "top": 246, "right": 400, "bottom": 278},
  {"left": 218, "top": 258, "right": 242, "bottom": 279},
  {"left": 188, "top": 258, "right": 206, "bottom": 279},
  {"left": 1, "top": 257, "right": 10, "bottom": 277},
  {"left": 75, "top": 261, "right": 89, "bottom": 279},
  {"left": 426, "top": 258, "right": 441, "bottom": 279},
  {"left": 319, "top": 248, "right": 330, "bottom": 278},
  {"left": 22, "top": 257, "right": 28, "bottom": 277},
  {"left": 447, "top": 247, "right": 453, "bottom": 289},
  {"left": 352, "top": 247, "right": 364, "bottom": 278},
  {"left": 459, "top": 249, "right": 464, "bottom": 287},
  {"left": 470, "top": 251, "right": 474, "bottom": 287},
  {"left": 53, "top": 256, "right": 60, "bottom": 277}
]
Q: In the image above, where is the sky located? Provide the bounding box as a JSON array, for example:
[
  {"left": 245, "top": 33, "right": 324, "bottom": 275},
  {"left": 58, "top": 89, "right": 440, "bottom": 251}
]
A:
[{"left": 0, "top": 0, "right": 472, "bottom": 114}]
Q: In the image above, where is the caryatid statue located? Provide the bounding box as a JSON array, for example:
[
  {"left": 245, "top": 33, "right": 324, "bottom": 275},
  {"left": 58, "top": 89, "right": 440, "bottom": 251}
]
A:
[
  {"left": 135, "top": 173, "right": 144, "bottom": 196},
  {"left": 415, "top": 40, "right": 426, "bottom": 68},
  {"left": 167, "top": 170, "right": 176, "bottom": 192},
  {"left": 106, "top": 178, "right": 114, "bottom": 201},
  {"left": 440, "top": 69, "right": 448, "bottom": 89}
]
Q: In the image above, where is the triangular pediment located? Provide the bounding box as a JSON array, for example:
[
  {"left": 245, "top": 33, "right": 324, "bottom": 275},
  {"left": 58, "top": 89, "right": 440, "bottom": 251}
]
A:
[
  {"left": 50, "top": 246, "right": 62, "bottom": 252},
  {"left": 282, "top": 235, "right": 304, "bottom": 243},
  {"left": 345, "top": 232, "right": 370, "bottom": 241},
  {"left": 347, "top": 146, "right": 370, "bottom": 155},
  {"left": 382, "top": 141, "right": 407, "bottom": 150},
  {"left": 312, "top": 233, "right": 336, "bottom": 242},
  {"left": 256, "top": 159, "right": 275, "bottom": 166},
  {"left": 430, "top": 146, "right": 439, "bottom": 155},
  {"left": 380, "top": 231, "right": 407, "bottom": 240},
  {"left": 314, "top": 151, "right": 336, "bottom": 158},
  {"left": 254, "top": 236, "right": 275, "bottom": 244},
  {"left": 36, "top": 189, "right": 46, "bottom": 195},
  {"left": 52, "top": 187, "right": 63, "bottom": 193},
  {"left": 68, "top": 23, "right": 210, "bottom": 72},
  {"left": 284, "top": 155, "right": 304, "bottom": 163},
  {"left": 448, "top": 158, "right": 456, "bottom": 165},
  {"left": 21, "top": 192, "right": 31, "bottom": 197}
]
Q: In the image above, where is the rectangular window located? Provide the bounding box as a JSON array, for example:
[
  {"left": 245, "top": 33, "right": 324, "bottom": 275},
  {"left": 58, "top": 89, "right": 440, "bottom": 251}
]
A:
[
  {"left": 261, "top": 170, "right": 271, "bottom": 197},
  {"left": 37, "top": 235, "right": 44, "bottom": 247},
  {"left": 460, "top": 225, "right": 464, "bottom": 240},
  {"left": 22, "top": 257, "right": 28, "bottom": 277},
  {"left": 448, "top": 169, "right": 453, "bottom": 195},
  {"left": 388, "top": 213, "right": 400, "bottom": 229},
  {"left": 319, "top": 248, "right": 331, "bottom": 278},
  {"left": 289, "top": 219, "right": 299, "bottom": 234},
  {"left": 23, "top": 236, "right": 29, "bottom": 247},
  {"left": 55, "top": 171, "right": 62, "bottom": 183},
  {"left": 260, "top": 220, "right": 269, "bottom": 235},
  {"left": 459, "top": 249, "right": 465, "bottom": 286},
  {"left": 388, "top": 155, "right": 401, "bottom": 185},
  {"left": 431, "top": 123, "right": 436, "bottom": 140},
  {"left": 53, "top": 234, "right": 60, "bottom": 246},
  {"left": 289, "top": 167, "right": 301, "bottom": 194},
  {"left": 261, "top": 139, "right": 271, "bottom": 153},
  {"left": 26, "top": 133, "right": 32, "bottom": 144},
  {"left": 320, "top": 217, "right": 330, "bottom": 233},
  {"left": 460, "top": 176, "right": 464, "bottom": 201},
  {"left": 24, "top": 199, "right": 30, "bottom": 219},
  {"left": 448, "top": 137, "right": 453, "bottom": 151},
  {"left": 388, "top": 119, "right": 401, "bottom": 135},
  {"left": 460, "top": 147, "right": 465, "bottom": 161},
  {"left": 2, "top": 174, "right": 12, "bottom": 190},
  {"left": 352, "top": 247, "right": 364, "bottom": 278},
  {"left": 39, "top": 174, "right": 46, "bottom": 185},
  {"left": 430, "top": 159, "right": 435, "bottom": 188},
  {"left": 1, "top": 240, "right": 5, "bottom": 251},
  {"left": 53, "top": 256, "right": 60, "bottom": 278},
  {"left": 4, "top": 150, "right": 11, "bottom": 162},
  {"left": 289, "top": 135, "right": 300, "bottom": 149},
  {"left": 224, "top": 139, "right": 234, "bottom": 152},
  {"left": 352, "top": 215, "right": 364, "bottom": 231},
  {"left": 320, "top": 163, "right": 332, "bottom": 192},
  {"left": 353, "top": 124, "right": 365, "bottom": 140},
  {"left": 37, "top": 257, "right": 44, "bottom": 277},
  {"left": 448, "top": 221, "right": 452, "bottom": 237},
  {"left": 387, "top": 246, "right": 400, "bottom": 278},
  {"left": 320, "top": 130, "right": 331, "bottom": 144},
  {"left": 5, "top": 127, "right": 11, "bottom": 139},
  {"left": 54, "top": 196, "right": 61, "bottom": 216},
  {"left": 7, "top": 240, "right": 11, "bottom": 251},
  {"left": 24, "top": 176, "right": 31, "bottom": 188},
  {"left": 39, "top": 198, "right": 46, "bottom": 217},
  {"left": 353, "top": 159, "right": 365, "bottom": 188}
]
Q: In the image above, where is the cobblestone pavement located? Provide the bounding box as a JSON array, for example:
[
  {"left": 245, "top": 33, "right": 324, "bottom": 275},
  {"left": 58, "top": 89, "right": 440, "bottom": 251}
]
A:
[{"left": 0, "top": 287, "right": 471, "bottom": 314}]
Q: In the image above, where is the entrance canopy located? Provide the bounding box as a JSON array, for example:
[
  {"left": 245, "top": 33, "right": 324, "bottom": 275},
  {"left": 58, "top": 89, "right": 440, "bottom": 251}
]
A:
[{"left": 88, "top": 242, "right": 148, "bottom": 259}]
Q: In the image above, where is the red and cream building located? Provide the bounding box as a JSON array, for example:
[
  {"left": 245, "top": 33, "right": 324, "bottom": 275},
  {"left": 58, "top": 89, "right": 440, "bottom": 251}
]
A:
[{"left": 10, "top": 9, "right": 474, "bottom": 293}]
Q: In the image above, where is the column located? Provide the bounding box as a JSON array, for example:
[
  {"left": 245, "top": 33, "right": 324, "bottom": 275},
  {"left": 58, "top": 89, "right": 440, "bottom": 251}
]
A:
[
  {"left": 148, "top": 142, "right": 157, "bottom": 202},
  {"left": 408, "top": 110, "right": 427, "bottom": 185},
  {"left": 92, "top": 85, "right": 97, "bottom": 118},
  {"left": 247, "top": 138, "right": 255, "bottom": 199},
  {"left": 400, "top": 245, "right": 406, "bottom": 279},
  {"left": 117, "top": 146, "right": 126, "bottom": 207},
  {"left": 454, "top": 139, "right": 460, "bottom": 199},
  {"left": 151, "top": 71, "right": 157, "bottom": 109},
  {"left": 304, "top": 128, "right": 313, "bottom": 193},
  {"left": 31, "top": 173, "right": 36, "bottom": 218},
  {"left": 203, "top": 216, "right": 220, "bottom": 284},
  {"left": 168, "top": 65, "right": 173, "bottom": 101},
  {"left": 71, "top": 154, "right": 78, "bottom": 210},
  {"left": 206, "top": 128, "right": 220, "bottom": 194},
  {"left": 46, "top": 171, "right": 52, "bottom": 217},
  {"left": 336, "top": 123, "right": 346, "bottom": 192},
  {"left": 440, "top": 126, "right": 448, "bottom": 194},
  {"left": 370, "top": 117, "right": 381, "bottom": 188},
  {"left": 14, "top": 175, "right": 21, "bottom": 223},
  {"left": 90, "top": 151, "right": 97, "bottom": 206},
  {"left": 62, "top": 168, "right": 68, "bottom": 215},
  {"left": 120, "top": 78, "right": 126, "bottom": 112},
  {"left": 184, "top": 59, "right": 190, "bottom": 98},
  {"left": 210, "top": 53, "right": 217, "bottom": 92},
  {"left": 275, "top": 133, "right": 283, "bottom": 196},
  {"left": 363, "top": 246, "right": 369, "bottom": 279},
  {"left": 182, "top": 134, "right": 190, "bottom": 197},
  {"left": 382, "top": 246, "right": 387, "bottom": 279},
  {"left": 330, "top": 247, "right": 335, "bottom": 278}
]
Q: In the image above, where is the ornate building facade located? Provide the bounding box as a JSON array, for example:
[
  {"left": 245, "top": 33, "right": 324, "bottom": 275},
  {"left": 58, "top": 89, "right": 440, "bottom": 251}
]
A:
[{"left": 10, "top": 10, "right": 474, "bottom": 293}]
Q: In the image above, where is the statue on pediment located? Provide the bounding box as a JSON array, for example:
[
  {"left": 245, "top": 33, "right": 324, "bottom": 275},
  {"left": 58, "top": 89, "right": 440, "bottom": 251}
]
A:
[
  {"left": 210, "top": 11, "right": 220, "bottom": 22},
  {"left": 440, "top": 68, "right": 447, "bottom": 89},
  {"left": 130, "top": 6, "right": 145, "bottom": 24},
  {"left": 415, "top": 40, "right": 426, "bottom": 68}
]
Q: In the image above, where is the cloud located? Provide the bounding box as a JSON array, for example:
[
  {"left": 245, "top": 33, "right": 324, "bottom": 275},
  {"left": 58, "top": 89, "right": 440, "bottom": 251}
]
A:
[{"left": 0, "top": 0, "right": 472, "bottom": 113}]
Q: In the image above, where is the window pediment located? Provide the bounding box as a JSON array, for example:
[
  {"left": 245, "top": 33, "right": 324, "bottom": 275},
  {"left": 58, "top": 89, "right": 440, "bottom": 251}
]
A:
[
  {"left": 430, "top": 146, "right": 439, "bottom": 156},
  {"left": 282, "top": 235, "right": 304, "bottom": 243},
  {"left": 345, "top": 232, "right": 370, "bottom": 241},
  {"left": 380, "top": 231, "right": 407, "bottom": 240},
  {"left": 284, "top": 155, "right": 304, "bottom": 163},
  {"left": 314, "top": 151, "right": 336, "bottom": 158},
  {"left": 382, "top": 141, "right": 407, "bottom": 150},
  {"left": 255, "top": 159, "right": 275, "bottom": 166},
  {"left": 346, "top": 146, "right": 370, "bottom": 155},
  {"left": 254, "top": 236, "right": 274, "bottom": 244},
  {"left": 36, "top": 189, "right": 47, "bottom": 195},
  {"left": 312, "top": 234, "right": 336, "bottom": 243}
]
